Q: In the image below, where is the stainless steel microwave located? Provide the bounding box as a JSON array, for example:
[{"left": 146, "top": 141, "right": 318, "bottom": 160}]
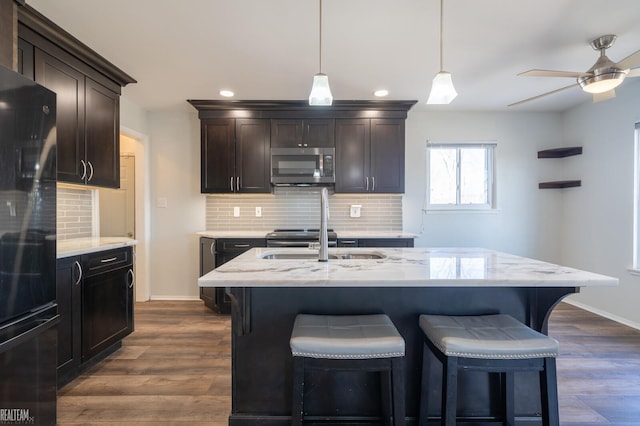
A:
[{"left": 270, "top": 147, "right": 335, "bottom": 185}]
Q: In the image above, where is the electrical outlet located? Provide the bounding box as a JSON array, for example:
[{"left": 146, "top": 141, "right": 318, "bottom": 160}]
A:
[
  {"left": 233, "top": 206, "right": 240, "bottom": 217},
  {"left": 350, "top": 205, "right": 362, "bottom": 218},
  {"left": 255, "top": 206, "right": 262, "bottom": 217}
]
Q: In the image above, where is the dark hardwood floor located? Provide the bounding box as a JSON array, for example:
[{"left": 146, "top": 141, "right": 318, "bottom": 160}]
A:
[{"left": 57, "top": 300, "right": 640, "bottom": 425}]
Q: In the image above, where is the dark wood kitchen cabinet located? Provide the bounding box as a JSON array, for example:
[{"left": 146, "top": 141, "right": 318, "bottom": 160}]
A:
[
  {"left": 201, "top": 118, "right": 270, "bottom": 193},
  {"left": 337, "top": 237, "right": 414, "bottom": 248},
  {"left": 56, "top": 246, "right": 134, "bottom": 385},
  {"left": 270, "top": 119, "right": 335, "bottom": 148},
  {"left": 17, "top": 4, "right": 135, "bottom": 188},
  {"left": 56, "top": 256, "right": 82, "bottom": 381},
  {"left": 199, "top": 237, "right": 266, "bottom": 314},
  {"left": 335, "top": 118, "right": 405, "bottom": 193}
]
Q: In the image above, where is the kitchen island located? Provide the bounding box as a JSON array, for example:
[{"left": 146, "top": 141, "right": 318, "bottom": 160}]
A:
[{"left": 198, "top": 247, "right": 617, "bottom": 425}]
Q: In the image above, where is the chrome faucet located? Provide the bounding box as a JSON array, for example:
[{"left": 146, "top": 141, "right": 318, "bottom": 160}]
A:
[{"left": 319, "top": 187, "right": 329, "bottom": 262}]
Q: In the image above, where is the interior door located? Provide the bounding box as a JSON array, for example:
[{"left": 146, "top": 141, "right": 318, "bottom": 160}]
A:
[{"left": 99, "top": 155, "right": 135, "bottom": 238}]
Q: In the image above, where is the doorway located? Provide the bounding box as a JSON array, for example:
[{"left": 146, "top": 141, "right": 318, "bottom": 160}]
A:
[{"left": 99, "top": 154, "right": 135, "bottom": 238}]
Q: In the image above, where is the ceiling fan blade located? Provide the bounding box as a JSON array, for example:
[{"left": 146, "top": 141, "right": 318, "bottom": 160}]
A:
[
  {"left": 627, "top": 68, "right": 640, "bottom": 77},
  {"left": 593, "top": 90, "right": 616, "bottom": 103},
  {"left": 616, "top": 49, "right": 640, "bottom": 70},
  {"left": 508, "top": 84, "right": 576, "bottom": 107},
  {"left": 518, "top": 69, "right": 585, "bottom": 78}
]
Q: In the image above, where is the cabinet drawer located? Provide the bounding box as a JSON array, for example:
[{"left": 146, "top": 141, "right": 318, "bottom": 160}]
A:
[
  {"left": 217, "top": 239, "right": 266, "bottom": 253},
  {"left": 82, "top": 247, "right": 132, "bottom": 277}
]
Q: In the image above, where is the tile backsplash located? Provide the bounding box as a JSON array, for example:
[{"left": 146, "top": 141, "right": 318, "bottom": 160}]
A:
[
  {"left": 57, "top": 186, "right": 93, "bottom": 240},
  {"left": 206, "top": 187, "right": 402, "bottom": 232}
]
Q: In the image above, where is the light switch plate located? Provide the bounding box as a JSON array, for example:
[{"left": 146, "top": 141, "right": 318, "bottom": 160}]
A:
[
  {"left": 350, "top": 205, "right": 362, "bottom": 218},
  {"left": 255, "top": 207, "right": 262, "bottom": 217},
  {"left": 157, "top": 197, "right": 167, "bottom": 208}
]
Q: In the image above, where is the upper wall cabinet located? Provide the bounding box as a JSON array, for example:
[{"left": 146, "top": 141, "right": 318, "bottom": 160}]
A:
[
  {"left": 271, "top": 119, "right": 335, "bottom": 148},
  {"left": 335, "top": 118, "right": 405, "bottom": 193},
  {"left": 201, "top": 118, "right": 270, "bottom": 193},
  {"left": 188, "top": 100, "right": 416, "bottom": 194},
  {"left": 17, "top": 5, "right": 136, "bottom": 188}
]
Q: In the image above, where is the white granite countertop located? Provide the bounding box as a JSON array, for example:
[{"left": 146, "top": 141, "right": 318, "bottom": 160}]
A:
[
  {"left": 198, "top": 247, "right": 618, "bottom": 288},
  {"left": 57, "top": 237, "right": 138, "bottom": 258},
  {"left": 197, "top": 230, "right": 417, "bottom": 239}
]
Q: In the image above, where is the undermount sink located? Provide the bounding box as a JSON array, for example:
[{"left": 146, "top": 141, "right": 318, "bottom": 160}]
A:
[{"left": 261, "top": 252, "right": 385, "bottom": 260}]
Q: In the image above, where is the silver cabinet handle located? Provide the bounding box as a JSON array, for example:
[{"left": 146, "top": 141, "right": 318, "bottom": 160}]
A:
[
  {"left": 365, "top": 177, "right": 369, "bottom": 191},
  {"left": 372, "top": 176, "right": 375, "bottom": 192},
  {"left": 100, "top": 256, "right": 118, "bottom": 263},
  {"left": 210, "top": 241, "right": 215, "bottom": 256},
  {"left": 230, "top": 177, "right": 234, "bottom": 191},
  {"left": 128, "top": 269, "right": 134, "bottom": 289},
  {"left": 236, "top": 176, "right": 240, "bottom": 191},
  {"left": 234, "top": 244, "right": 250, "bottom": 248},
  {"left": 74, "top": 260, "right": 82, "bottom": 286},
  {"left": 87, "top": 161, "right": 94, "bottom": 181},
  {"left": 80, "top": 160, "right": 87, "bottom": 180}
]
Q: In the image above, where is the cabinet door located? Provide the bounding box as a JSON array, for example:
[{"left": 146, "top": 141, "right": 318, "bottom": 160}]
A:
[
  {"left": 335, "top": 119, "right": 370, "bottom": 193},
  {"left": 82, "top": 265, "right": 133, "bottom": 360},
  {"left": 271, "top": 119, "right": 334, "bottom": 147},
  {"left": 236, "top": 119, "right": 270, "bottom": 193},
  {"left": 270, "top": 119, "right": 302, "bottom": 147},
  {"left": 304, "top": 119, "right": 335, "bottom": 147},
  {"left": 369, "top": 119, "right": 404, "bottom": 193},
  {"left": 201, "top": 118, "right": 235, "bottom": 193},
  {"left": 199, "top": 238, "right": 216, "bottom": 308},
  {"left": 85, "top": 77, "right": 120, "bottom": 188},
  {"left": 17, "top": 38, "right": 34, "bottom": 79},
  {"left": 56, "top": 257, "right": 82, "bottom": 379},
  {"left": 34, "top": 48, "right": 85, "bottom": 185}
]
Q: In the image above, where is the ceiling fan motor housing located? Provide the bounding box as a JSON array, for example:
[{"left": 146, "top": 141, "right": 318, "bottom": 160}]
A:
[{"left": 578, "top": 35, "right": 628, "bottom": 93}]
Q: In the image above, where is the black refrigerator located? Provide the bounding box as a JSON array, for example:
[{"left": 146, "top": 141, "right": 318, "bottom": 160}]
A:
[{"left": 0, "top": 64, "right": 58, "bottom": 425}]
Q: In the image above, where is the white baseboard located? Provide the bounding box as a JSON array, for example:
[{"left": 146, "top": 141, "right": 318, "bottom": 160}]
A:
[
  {"left": 148, "top": 295, "right": 202, "bottom": 301},
  {"left": 561, "top": 299, "right": 640, "bottom": 332}
]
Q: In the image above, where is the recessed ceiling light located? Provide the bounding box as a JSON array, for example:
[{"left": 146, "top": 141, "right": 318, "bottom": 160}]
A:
[
  {"left": 374, "top": 89, "right": 389, "bottom": 97},
  {"left": 219, "top": 90, "right": 234, "bottom": 97}
]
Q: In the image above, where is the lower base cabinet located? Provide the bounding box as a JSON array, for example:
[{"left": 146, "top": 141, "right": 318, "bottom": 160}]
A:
[
  {"left": 199, "top": 237, "right": 266, "bottom": 314},
  {"left": 56, "top": 246, "right": 134, "bottom": 385}
]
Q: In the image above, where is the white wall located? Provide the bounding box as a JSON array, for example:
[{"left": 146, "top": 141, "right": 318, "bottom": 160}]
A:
[
  {"left": 404, "top": 110, "right": 564, "bottom": 261},
  {"left": 147, "top": 104, "right": 205, "bottom": 299},
  {"left": 561, "top": 80, "right": 640, "bottom": 326}
]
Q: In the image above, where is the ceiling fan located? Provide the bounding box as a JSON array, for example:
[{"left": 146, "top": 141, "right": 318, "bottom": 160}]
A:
[{"left": 509, "top": 35, "right": 640, "bottom": 107}]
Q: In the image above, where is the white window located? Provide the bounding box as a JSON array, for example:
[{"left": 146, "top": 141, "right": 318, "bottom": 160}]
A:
[{"left": 426, "top": 141, "right": 496, "bottom": 210}]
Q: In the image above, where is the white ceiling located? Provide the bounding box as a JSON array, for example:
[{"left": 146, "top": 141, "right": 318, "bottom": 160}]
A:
[{"left": 25, "top": 0, "right": 640, "bottom": 112}]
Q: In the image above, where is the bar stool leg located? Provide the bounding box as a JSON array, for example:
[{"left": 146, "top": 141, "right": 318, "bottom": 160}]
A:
[
  {"left": 442, "top": 356, "right": 458, "bottom": 426},
  {"left": 291, "top": 357, "right": 305, "bottom": 426},
  {"left": 419, "top": 341, "right": 434, "bottom": 426},
  {"left": 391, "top": 357, "right": 405, "bottom": 426},
  {"left": 541, "top": 357, "right": 560, "bottom": 426},
  {"left": 503, "top": 372, "right": 515, "bottom": 426},
  {"left": 380, "top": 368, "right": 392, "bottom": 425}
]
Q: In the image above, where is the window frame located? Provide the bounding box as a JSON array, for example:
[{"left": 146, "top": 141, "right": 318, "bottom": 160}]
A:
[
  {"left": 426, "top": 141, "right": 497, "bottom": 211},
  {"left": 632, "top": 123, "right": 640, "bottom": 270}
]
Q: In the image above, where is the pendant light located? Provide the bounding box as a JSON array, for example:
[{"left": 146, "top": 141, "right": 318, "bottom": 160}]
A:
[
  {"left": 309, "top": 0, "right": 333, "bottom": 105},
  {"left": 427, "top": 0, "right": 457, "bottom": 104}
]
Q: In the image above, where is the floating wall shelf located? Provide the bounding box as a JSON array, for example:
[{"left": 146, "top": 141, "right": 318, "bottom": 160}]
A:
[
  {"left": 538, "top": 146, "right": 582, "bottom": 189},
  {"left": 537, "top": 146, "right": 582, "bottom": 158},
  {"left": 538, "top": 180, "right": 582, "bottom": 189}
]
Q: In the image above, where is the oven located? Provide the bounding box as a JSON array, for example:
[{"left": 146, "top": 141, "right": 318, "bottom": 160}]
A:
[{"left": 266, "top": 229, "right": 338, "bottom": 248}]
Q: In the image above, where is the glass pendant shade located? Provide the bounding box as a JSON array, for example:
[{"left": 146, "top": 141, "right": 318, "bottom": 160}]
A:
[
  {"left": 427, "top": 71, "right": 457, "bottom": 104},
  {"left": 309, "top": 73, "right": 333, "bottom": 106}
]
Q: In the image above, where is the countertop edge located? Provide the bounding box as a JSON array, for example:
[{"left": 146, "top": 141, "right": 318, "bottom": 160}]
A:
[{"left": 57, "top": 237, "right": 138, "bottom": 259}]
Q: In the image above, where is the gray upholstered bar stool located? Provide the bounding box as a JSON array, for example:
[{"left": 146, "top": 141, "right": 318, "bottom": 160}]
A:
[
  {"left": 290, "top": 314, "right": 406, "bottom": 425},
  {"left": 418, "top": 314, "right": 559, "bottom": 426}
]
